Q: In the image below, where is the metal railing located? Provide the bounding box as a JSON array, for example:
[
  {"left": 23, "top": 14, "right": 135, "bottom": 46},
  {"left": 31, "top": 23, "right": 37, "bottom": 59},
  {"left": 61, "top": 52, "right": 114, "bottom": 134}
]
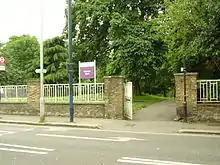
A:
[
  {"left": 0, "top": 83, "right": 105, "bottom": 103},
  {"left": 197, "top": 79, "right": 220, "bottom": 103},
  {"left": 0, "top": 85, "right": 27, "bottom": 102},
  {"left": 44, "top": 83, "right": 104, "bottom": 103}
]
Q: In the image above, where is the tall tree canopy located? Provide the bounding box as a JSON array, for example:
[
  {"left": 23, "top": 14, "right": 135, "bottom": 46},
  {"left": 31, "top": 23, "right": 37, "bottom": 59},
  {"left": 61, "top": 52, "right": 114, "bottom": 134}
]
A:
[
  {"left": 43, "top": 36, "right": 68, "bottom": 83},
  {"left": 158, "top": 0, "right": 220, "bottom": 79},
  {"left": 64, "top": 0, "right": 167, "bottom": 95},
  {"left": 0, "top": 35, "right": 39, "bottom": 85}
]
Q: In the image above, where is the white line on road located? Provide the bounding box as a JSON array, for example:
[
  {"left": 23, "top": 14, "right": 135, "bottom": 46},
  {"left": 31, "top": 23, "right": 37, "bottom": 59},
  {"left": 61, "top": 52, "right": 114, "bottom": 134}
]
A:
[
  {"left": 44, "top": 127, "right": 71, "bottom": 132},
  {"left": 22, "top": 128, "right": 34, "bottom": 132},
  {"left": 0, "top": 143, "right": 54, "bottom": 151},
  {"left": 36, "top": 133, "right": 145, "bottom": 142},
  {"left": 117, "top": 157, "right": 204, "bottom": 165},
  {"left": 0, "top": 130, "right": 15, "bottom": 134},
  {"left": 64, "top": 128, "right": 220, "bottom": 138},
  {"left": 0, "top": 147, "right": 48, "bottom": 155}
]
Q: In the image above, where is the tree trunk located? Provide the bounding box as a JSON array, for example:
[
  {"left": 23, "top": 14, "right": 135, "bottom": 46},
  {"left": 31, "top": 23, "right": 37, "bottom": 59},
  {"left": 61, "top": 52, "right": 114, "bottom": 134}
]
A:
[{"left": 133, "top": 80, "right": 141, "bottom": 96}]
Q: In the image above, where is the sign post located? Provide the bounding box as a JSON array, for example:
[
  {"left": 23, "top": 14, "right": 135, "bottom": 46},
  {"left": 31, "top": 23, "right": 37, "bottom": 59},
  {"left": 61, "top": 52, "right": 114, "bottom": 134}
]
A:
[
  {"left": 79, "top": 61, "right": 96, "bottom": 80},
  {"left": 78, "top": 61, "right": 96, "bottom": 100},
  {"left": 0, "top": 56, "right": 5, "bottom": 103}
]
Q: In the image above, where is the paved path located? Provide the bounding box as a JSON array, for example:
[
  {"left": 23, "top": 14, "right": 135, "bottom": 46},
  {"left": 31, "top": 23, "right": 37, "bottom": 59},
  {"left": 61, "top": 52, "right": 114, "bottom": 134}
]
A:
[
  {"left": 0, "top": 124, "right": 220, "bottom": 165},
  {"left": 1, "top": 115, "right": 220, "bottom": 134},
  {"left": 134, "top": 100, "right": 176, "bottom": 121}
]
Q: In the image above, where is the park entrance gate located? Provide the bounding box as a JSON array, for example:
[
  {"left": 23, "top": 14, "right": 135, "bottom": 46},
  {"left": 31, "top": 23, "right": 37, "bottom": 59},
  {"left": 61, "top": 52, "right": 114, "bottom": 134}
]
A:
[{"left": 124, "top": 82, "right": 133, "bottom": 120}]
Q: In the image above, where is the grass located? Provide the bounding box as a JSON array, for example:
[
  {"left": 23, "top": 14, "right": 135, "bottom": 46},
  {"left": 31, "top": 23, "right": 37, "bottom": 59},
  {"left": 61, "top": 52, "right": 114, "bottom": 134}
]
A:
[{"left": 132, "top": 94, "right": 172, "bottom": 114}]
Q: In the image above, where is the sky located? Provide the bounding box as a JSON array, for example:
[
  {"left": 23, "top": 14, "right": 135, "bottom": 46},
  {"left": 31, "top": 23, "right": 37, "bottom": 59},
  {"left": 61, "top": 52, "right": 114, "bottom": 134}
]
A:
[{"left": 0, "top": 0, "right": 66, "bottom": 43}]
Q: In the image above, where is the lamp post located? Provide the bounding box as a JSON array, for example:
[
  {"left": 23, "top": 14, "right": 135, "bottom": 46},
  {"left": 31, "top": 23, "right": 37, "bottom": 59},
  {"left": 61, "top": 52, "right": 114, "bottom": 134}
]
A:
[
  {"left": 183, "top": 56, "right": 187, "bottom": 122},
  {"left": 68, "top": 0, "right": 74, "bottom": 122},
  {"left": 39, "top": 0, "right": 45, "bottom": 122}
]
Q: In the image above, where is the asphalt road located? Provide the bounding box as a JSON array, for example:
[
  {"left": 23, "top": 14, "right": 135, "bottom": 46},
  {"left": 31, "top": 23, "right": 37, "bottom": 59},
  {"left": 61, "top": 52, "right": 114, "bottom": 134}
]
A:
[{"left": 0, "top": 124, "right": 220, "bottom": 165}]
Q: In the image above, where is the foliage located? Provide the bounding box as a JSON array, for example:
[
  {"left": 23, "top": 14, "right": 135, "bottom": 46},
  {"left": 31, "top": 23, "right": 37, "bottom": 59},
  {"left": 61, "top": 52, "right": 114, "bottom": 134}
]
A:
[
  {"left": 63, "top": 0, "right": 167, "bottom": 95},
  {"left": 158, "top": 0, "right": 220, "bottom": 78},
  {"left": 0, "top": 35, "right": 39, "bottom": 85},
  {"left": 2, "top": 0, "right": 220, "bottom": 97},
  {"left": 43, "top": 36, "right": 68, "bottom": 83},
  {"left": 108, "top": 10, "right": 167, "bottom": 95}
]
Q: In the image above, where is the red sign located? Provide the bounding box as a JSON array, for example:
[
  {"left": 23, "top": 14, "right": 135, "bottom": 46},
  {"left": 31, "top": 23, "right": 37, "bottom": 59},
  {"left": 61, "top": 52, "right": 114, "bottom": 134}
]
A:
[{"left": 0, "top": 56, "right": 6, "bottom": 65}]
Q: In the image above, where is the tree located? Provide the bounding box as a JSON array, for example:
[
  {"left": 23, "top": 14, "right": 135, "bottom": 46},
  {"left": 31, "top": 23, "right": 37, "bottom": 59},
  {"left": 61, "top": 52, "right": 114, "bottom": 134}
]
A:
[
  {"left": 43, "top": 36, "right": 68, "bottom": 84},
  {"left": 158, "top": 0, "right": 220, "bottom": 79},
  {"left": 108, "top": 12, "right": 167, "bottom": 95},
  {"left": 0, "top": 35, "right": 39, "bottom": 85},
  {"left": 63, "top": 0, "right": 112, "bottom": 82},
  {"left": 63, "top": 0, "right": 167, "bottom": 95}
]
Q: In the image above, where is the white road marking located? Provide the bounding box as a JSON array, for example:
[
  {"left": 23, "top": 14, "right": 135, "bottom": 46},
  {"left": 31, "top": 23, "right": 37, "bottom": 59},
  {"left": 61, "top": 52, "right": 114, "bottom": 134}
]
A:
[
  {"left": 60, "top": 128, "right": 220, "bottom": 138},
  {"left": 44, "top": 127, "right": 71, "bottom": 132},
  {"left": 22, "top": 128, "right": 34, "bottom": 132},
  {"left": 0, "top": 143, "right": 54, "bottom": 151},
  {"left": 36, "top": 133, "right": 145, "bottom": 142},
  {"left": 0, "top": 143, "right": 55, "bottom": 155},
  {"left": 1, "top": 123, "right": 218, "bottom": 138},
  {"left": 0, "top": 130, "right": 15, "bottom": 136},
  {"left": 117, "top": 157, "right": 204, "bottom": 165},
  {"left": 0, "top": 126, "right": 34, "bottom": 137},
  {"left": 0, "top": 130, "right": 15, "bottom": 134},
  {"left": 110, "top": 137, "right": 145, "bottom": 141},
  {"left": 0, "top": 148, "right": 48, "bottom": 155}
]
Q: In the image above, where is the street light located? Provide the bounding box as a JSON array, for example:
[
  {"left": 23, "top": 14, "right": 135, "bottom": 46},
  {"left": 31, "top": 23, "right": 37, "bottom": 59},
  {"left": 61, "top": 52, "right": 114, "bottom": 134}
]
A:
[
  {"left": 39, "top": 0, "right": 45, "bottom": 122},
  {"left": 181, "top": 55, "right": 187, "bottom": 122},
  {"left": 68, "top": 0, "right": 74, "bottom": 122}
]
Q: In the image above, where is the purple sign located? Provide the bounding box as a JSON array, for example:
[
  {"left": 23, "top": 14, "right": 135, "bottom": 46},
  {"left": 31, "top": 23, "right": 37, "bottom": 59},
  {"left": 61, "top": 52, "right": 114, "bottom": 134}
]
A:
[{"left": 80, "top": 66, "right": 95, "bottom": 79}]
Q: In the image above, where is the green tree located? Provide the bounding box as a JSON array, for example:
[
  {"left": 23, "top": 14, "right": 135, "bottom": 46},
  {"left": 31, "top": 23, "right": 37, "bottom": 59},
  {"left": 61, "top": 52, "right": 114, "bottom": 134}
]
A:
[
  {"left": 64, "top": 0, "right": 167, "bottom": 95},
  {"left": 0, "top": 35, "right": 39, "bottom": 85},
  {"left": 158, "top": 0, "right": 220, "bottom": 78},
  {"left": 43, "top": 36, "right": 68, "bottom": 84}
]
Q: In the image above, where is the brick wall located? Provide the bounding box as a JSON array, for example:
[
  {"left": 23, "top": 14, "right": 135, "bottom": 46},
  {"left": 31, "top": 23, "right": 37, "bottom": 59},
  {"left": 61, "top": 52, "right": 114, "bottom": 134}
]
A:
[
  {"left": 174, "top": 72, "right": 220, "bottom": 122},
  {"left": 0, "top": 102, "right": 105, "bottom": 118},
  {"left": 196, "top": 104, "right": 220, "bottom": 122},
  {"left": 104, "top": 76, "right": 124, "bottom": 119},
  {"left": 174, "top": 73, "right": 198, "bottom": 117},
  {"left": 0, "top": 76, "right": 125, "bottom": 119}
]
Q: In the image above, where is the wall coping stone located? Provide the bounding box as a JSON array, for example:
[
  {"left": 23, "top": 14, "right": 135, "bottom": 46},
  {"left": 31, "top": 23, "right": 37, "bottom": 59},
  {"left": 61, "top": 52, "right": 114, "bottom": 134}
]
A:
[
  {"left": 0, "top": 102, "right": 27, "bottom": 104},
  {"left": 104, "top": 76, "right": 124, "bottom": 79},
  {"left": 197, "top": 103, "right": 220, "bottom": 106},
  {"left": 28, "top": 79, "right": 40, "bottom": 83},
  {"left": 0, "top": 102, "right": 105, "bottom": 105},
  {"left": 174, "top": 72, "right": 198, "bottom": 76},
  {"left": 46, "top": 101, "right": 105, "bottom": 105}
]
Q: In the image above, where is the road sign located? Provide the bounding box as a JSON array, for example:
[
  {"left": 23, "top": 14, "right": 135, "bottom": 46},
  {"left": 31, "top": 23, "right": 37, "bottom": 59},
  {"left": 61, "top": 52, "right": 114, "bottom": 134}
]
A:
[
  {"left": 0, "top": 56, "right": 6, "bottom": 71},
  {"left": 0, "top": 56, "right": 6, "bottom": 65}
]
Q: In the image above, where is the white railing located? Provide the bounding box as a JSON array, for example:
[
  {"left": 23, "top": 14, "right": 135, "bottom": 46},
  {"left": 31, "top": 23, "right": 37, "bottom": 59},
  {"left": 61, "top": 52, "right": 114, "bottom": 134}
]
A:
[
  {"left": 44, "top": 83, "right": 104, "bottom": 103},
  {"left": 197, "top": 79, "right": 220, "bottom": 103},
  {"left": 0, "top": 85, "right": 27, "bottom": 102},
  {"left": 0, "top": 83, "right": 104, "bottom": 103}
]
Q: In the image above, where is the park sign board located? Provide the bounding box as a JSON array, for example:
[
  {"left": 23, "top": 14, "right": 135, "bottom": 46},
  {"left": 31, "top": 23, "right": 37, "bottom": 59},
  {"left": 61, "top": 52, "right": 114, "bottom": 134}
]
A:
[
  {"left": 0, "top": 56, "right": 6, "bottom": 71},
  {"left": 79, "top": 61, "right": 96, "bottom": 80}
]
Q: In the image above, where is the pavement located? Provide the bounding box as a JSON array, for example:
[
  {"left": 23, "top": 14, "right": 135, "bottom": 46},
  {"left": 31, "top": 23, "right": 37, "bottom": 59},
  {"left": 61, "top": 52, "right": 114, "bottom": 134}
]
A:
[
  {"left": 0, "top": 115, "right": 220, "bottom": 135},
  {"left": 0, "top": 123, "right": 220, "bottom": 165}
]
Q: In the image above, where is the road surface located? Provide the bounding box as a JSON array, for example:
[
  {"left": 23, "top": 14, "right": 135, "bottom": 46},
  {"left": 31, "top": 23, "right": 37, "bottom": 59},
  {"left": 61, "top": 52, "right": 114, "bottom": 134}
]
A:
[{"left": 0, "top": 124, "right": 220, "bottom": 165}]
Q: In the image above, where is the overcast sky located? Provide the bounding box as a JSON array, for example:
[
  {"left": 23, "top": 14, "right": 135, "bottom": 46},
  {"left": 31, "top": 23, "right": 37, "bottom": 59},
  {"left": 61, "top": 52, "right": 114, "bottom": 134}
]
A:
[{"left": 0, "top": 0, "right": 66, "bottom": 43}]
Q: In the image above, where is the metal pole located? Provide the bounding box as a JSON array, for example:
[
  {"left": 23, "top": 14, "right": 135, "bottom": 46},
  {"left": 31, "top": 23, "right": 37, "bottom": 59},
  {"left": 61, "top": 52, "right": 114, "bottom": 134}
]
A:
[
  {"left": 68, "top": 0, "right": 74, "bottom": 122},
  {"left": 183, "top": 56, "right": 187, "bottom": 122},
  {"left": 39, "top": 0, "right": 45, "bottom": 122}
]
